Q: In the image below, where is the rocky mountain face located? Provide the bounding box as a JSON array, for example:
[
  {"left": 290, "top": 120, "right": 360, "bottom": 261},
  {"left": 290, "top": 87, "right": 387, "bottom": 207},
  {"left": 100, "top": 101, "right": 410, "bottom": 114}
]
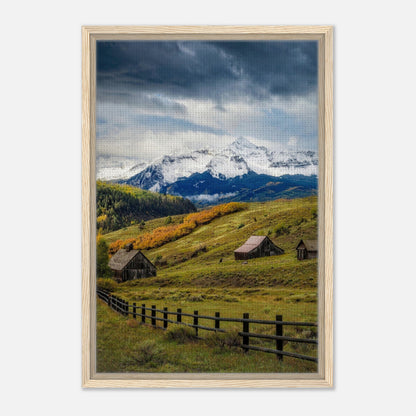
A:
[{"left": 98, "top": 138, "right": 318, "bottom": 204}]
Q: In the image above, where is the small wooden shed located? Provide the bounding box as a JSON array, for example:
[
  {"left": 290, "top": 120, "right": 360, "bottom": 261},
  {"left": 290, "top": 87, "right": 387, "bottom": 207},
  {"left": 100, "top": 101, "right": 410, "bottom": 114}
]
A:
[
  {"left": 234, "top": 236, "right": 284, "bottom": 260},
  {"left": 109, "top": 244, "right": 156, "bottom": 282},
  {"left": 296, "top": 239, "right": 318, "bottom": 260}
]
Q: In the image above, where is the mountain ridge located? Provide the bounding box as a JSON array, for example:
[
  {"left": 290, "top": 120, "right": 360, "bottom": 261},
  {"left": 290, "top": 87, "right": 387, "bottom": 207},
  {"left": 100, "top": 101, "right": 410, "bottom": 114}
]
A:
[{"left": 99, "top": 138, "right": 318, "bottom": 204}]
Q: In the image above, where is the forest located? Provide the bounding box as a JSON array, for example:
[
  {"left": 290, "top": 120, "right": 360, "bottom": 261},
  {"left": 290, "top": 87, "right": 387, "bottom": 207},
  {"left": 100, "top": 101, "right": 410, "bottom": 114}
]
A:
[{"left": 96, "top": 181, "right": 196, "bottom": 233}]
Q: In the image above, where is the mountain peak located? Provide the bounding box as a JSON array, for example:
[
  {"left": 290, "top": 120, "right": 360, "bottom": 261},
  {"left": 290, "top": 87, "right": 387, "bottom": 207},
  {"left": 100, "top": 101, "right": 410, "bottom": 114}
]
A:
[
  {"left": 231, "top": 137, "right": 257, "bottom": 149},
  {"left": 101, "top": 137, "right": 318, "bottom": 188}
]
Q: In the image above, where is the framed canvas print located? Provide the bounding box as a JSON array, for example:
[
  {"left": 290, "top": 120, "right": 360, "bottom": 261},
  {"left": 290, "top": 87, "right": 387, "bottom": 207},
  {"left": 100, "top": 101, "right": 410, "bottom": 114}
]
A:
[{"left": 82, "top": 25, "right": 333, "bottom": 388}]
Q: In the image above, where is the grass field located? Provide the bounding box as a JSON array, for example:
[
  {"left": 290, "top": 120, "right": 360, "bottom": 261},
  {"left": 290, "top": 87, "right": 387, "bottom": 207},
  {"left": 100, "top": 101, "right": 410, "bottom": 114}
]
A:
[
  {"left": 98, "top": 196, "right": 318, "bottom": 373},
  {"left": 96, "top": 298, "right": 317, "bottom": 373}
]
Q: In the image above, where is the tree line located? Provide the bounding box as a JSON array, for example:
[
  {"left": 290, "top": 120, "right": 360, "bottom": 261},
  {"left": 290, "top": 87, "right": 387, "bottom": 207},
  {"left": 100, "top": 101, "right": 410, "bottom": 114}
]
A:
[
  {"left": 109, "top": 202, "right": 247, "bottom": 254},
  {"left": 96, "top": 181, "right": 196, "bottom": 233}
]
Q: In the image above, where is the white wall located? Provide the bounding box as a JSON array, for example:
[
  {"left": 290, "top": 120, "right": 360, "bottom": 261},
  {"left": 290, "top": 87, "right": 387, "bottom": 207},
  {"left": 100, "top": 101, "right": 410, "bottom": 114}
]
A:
[{"left": 1, "top": 1, "right": 415, "bottom": 415}]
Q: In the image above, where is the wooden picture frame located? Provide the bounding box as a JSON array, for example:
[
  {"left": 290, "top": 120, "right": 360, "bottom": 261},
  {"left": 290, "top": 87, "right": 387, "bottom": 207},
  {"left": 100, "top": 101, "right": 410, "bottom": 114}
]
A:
[{"left": 82, "top": 25, "right": 333, "bottom": 388}]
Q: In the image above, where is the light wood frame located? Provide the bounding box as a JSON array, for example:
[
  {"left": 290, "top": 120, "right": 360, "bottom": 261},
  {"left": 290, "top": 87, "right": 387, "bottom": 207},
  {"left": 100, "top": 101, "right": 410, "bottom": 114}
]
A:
[{"left": 82, "top": 25, "right": 333, "bottom": 388}]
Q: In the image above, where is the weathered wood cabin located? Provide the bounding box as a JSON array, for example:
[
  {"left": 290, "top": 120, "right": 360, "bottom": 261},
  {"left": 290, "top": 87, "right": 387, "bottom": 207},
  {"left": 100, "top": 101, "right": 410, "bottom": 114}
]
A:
[
  {"left": 296, "top": 239, "right": 318, "bottom": 260},
  {"left": 109, "top": 243, "right": 156, "bottom": 282},
  {"left": 234, "top": 236, "right": 284, "bottom": 260}
]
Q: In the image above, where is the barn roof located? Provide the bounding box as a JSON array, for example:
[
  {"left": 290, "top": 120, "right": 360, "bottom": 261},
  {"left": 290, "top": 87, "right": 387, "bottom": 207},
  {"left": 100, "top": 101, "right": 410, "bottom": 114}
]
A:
[
  {"left": 234, "top": 236, "right": 268, "bottom": 254},
  {"left": 297, "top": 239, "right": 318, "bottom": 252},
  {"left": 108, "top": 248, "right": 140, "bottom": 271}
]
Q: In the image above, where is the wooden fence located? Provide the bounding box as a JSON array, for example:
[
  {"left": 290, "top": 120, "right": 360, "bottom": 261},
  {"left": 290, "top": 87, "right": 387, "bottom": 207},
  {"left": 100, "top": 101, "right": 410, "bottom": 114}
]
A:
[{"left": 97, "top": 288, "right": 318, "bottom": 363}]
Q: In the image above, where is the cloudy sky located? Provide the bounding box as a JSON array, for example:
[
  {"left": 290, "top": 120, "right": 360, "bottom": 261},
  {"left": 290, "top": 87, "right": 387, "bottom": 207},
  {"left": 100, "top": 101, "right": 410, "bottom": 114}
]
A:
[{"left": 96, "top": 40, "right": 318, "bottom": 162}]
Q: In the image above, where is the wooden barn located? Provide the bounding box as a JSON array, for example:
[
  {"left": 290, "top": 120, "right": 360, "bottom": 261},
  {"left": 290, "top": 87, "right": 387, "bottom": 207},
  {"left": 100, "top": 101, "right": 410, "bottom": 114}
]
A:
[
  {"left": 296, "top": 239, "right": 318, "bottom": 260},
  {"left": 234, "top": 236, "right": 284, "bottom": 260},
  {"left": 109, "top": 243, "right": 156, "bottom": 282}
]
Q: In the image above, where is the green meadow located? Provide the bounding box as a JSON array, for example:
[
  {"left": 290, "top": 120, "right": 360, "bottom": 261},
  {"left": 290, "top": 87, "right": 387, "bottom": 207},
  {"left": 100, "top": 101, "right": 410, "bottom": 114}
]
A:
[{"left": 98, "top": 196, "right": 318, "bottom": 373}]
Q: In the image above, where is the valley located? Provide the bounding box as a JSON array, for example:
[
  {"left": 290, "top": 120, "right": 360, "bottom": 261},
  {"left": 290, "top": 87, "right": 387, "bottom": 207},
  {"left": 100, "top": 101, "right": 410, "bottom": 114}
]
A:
[{"left": 97, "top": 196, "right": 318, "bottom": 373}]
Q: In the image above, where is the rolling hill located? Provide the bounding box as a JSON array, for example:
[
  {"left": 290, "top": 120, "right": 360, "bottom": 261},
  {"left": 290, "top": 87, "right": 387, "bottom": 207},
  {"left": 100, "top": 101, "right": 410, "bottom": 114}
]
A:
[
  {"left": 96, "top": 181, "right": 196, "bottom": 233},
  {"left": 101, "top": 196, "right": 318, "bottom": 289},
  {"left": 97, "top": 196, "right": 319, "bottom": 373},
  {"left": 162, "top": 172, "right": 317, "bottom": 205}
]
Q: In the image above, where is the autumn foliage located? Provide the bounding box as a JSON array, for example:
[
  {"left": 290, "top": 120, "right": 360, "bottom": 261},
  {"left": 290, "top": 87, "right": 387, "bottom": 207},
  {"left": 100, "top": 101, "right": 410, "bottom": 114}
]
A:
[
  {"left": 96, "top": 181, "right": 196, "bottom": 232},
  {"left": 109, "top": 202, "right": 247, "bottom": 254}
]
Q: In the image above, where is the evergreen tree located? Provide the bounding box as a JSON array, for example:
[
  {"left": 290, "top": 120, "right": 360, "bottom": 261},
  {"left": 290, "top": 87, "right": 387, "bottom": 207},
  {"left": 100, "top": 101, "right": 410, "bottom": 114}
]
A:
[
  {"left": 96, "top": 181, "right": 196, "bottom": 232},
  {"left": 96, "top": 237, "right": 111, "bottom": 278}
]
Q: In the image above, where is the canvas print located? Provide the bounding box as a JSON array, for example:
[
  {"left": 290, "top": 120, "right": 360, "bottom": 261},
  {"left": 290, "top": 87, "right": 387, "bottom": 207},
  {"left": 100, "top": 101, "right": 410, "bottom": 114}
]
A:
[{"left": 95, "top": 39, "right": 319, "bottom": 373}]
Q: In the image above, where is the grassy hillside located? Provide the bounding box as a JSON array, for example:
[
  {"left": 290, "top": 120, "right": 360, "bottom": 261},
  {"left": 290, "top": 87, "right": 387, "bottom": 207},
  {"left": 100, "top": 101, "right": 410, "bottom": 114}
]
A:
[
  {"left": 96, "top": 181, "right": 196, "bottom": 233},
  {"left": 107, "top": 202, "right": 246, "bottom": 254},
  {"left": 102, "top": 196, "right": 317, "bottom": 281},
  {"left": 98, "top": 196, "right": 318, "bottom": 373}
]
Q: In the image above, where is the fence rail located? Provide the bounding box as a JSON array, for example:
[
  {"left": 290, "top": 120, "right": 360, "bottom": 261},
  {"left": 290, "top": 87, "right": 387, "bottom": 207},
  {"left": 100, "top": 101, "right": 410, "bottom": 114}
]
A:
[{"left": 97, "top": 288, "right": 318, "bottom": 363}]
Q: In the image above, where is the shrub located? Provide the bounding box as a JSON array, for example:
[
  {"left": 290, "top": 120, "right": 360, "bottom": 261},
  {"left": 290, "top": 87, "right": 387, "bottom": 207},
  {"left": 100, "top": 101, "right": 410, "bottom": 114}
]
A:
[
  {"left": 294, "top": 217, "right": 307, "bottom": 226},
  {"left": 237, "top": 223, "right": 245, "bottom": 229},
  {"left": 222, "top": 329, "right": 242, "bottom": 347},
  {"left": 97, "top": 278, "right": 117, "bottom": 292},
  {"left": 130, "top": 340, "right": 165, "bottom": 365},
  {"left": 190, "top": 245, "right": 207, "bottom": 258},
  {"left": 154, "top": 254, "right": 164, "bottom": 266},
  {"left": 205, "top": 328, "right": 241, "bottom": 349},
  {"left": 126, "top": 319, "right": 139, "bottom": 328},
  {"left": 165, "top": 326, "right": 198, "bottom": 343},
  {"left": 187, "top": 294, "right": 205, "bottom": 302},
  {"left": 274, "top": 224, "right": 290, "bottom": 237}
]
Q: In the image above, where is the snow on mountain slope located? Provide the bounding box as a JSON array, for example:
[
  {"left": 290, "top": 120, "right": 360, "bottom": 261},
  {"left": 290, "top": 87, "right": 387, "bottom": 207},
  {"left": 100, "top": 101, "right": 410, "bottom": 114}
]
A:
[
  {"left": 96, "top": 157, "right": 147, "bottom": 181},
  {"left": 98, "top": 137, "right": 318, "bottom": 191},
  {"left": 122, "top": 137, "right": 318, "bottom": 189}
]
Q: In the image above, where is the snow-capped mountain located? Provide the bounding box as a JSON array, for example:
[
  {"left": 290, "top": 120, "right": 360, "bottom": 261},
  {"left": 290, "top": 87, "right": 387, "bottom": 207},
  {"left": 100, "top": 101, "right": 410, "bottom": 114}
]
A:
[
  {"left": 95, "top": 138, "right": 318, "bottom": 204},
  {"left": 96, "top": 156, "right": 147, "bottom": 182},
  {"left": 120, "top": 137, "right": 318, "bottom": 192}
]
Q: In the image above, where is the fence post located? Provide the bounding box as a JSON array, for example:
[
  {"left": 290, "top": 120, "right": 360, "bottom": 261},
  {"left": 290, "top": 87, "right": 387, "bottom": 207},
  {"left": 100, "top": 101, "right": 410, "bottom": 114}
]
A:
[
  {"left": 194, "top": 311, "right": 199, "bottom": 337},
  {"left": 151, "top": 305, "right": 156, "bottom": 327},
  {"left": 242, "top": 313, "right": 249, "bottom": 351},
  {"left": 276, "top": 314, "right": 283, "bottom": 361},
  {"left": 107, "top": 293, "right": 111, "bottom": 306},
  {"left": 215, "top": 312, "right": 220, "bottom": 330},
  {"left": 125, "top": 300, "right": 129, "bottom": 317},
  {"left": 108, "top": 294, "right": 112, "bottom": 309},
  {"left": 142, "top": 304, "right": 146, "bottom": 323},
  {"left": 177, "top": 308, "right": 182, "bottom": 323},
  {"left": 163, "top": 307, "right": 168, "bottom": 329},
  {"left": 133, "top": 303, "right": 137, "bottom": 319}
]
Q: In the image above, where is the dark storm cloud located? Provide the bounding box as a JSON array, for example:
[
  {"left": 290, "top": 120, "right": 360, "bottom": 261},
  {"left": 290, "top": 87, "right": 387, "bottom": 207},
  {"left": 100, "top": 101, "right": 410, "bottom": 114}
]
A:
[
  {"left": 96, "top": 40, "right": 319, "bottom": 160},
  {"left": 96, "top": 40, "right": 317, "bottom": 104},
  {"left": 210, "top": 41, "right": 317, "bottom": 97}
]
